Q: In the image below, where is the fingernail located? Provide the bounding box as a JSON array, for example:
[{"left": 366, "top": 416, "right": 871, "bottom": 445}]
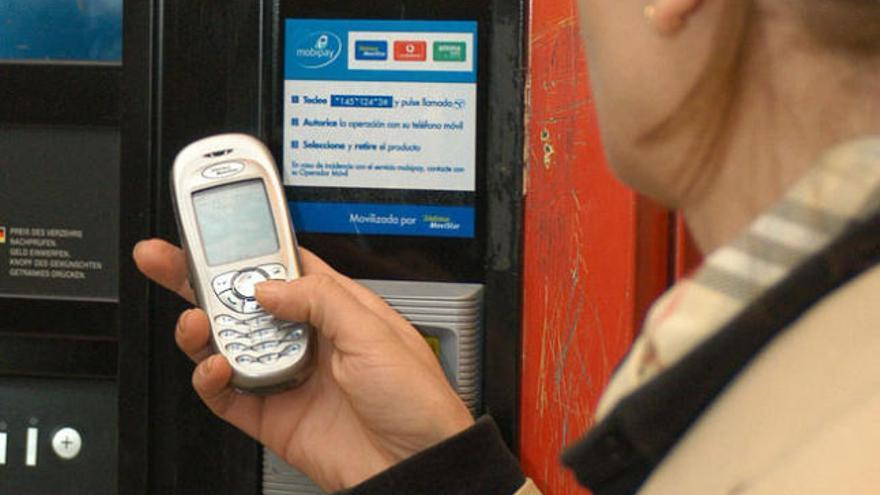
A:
[
  {"left": 178, "top": 309, "right": 192, "bottom": 336},
  {"left": 200, "top": 355, "right": 215, "bottom": 377},
  {"left": 255, "top": 280, "right": 285, "bottom": 301},
  {"left": 132, "top": 240, "right": 146, "bottom": 259}
]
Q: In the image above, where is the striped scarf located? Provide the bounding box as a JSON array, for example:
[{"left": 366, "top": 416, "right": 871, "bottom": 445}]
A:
[{"left": 596, "top": 137, "right": 880, "bottom": 419}]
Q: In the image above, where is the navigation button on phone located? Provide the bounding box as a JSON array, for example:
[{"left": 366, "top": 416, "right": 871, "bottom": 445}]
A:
[
  {"left": 218, "top": 290, "right": 245, "bottom": 312},
  {"left": 212, "top": 272, "right": 237, "bottom": 295},
  {"left": 259, "top": 263, "right": 287, "bottom": 280},
  {"left": 233, "top": 269, "right": 269, "bottom": 299}
]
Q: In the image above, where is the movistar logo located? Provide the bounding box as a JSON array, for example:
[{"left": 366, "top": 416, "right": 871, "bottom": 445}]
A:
[{"left": 295, "top": 32, "right": 342, "bottom": 69}]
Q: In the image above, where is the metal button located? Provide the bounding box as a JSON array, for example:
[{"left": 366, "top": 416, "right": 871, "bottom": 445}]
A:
[{"left": 51, "top": 427, "right": 82, "bottom": 461}]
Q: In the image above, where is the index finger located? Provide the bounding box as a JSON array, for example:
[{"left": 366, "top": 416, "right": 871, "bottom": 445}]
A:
[
  {"left": 298, "top": 248, "right": 412, "bottom": 328},
  {"left": 133, "top": 238, "right": 196, "bottom": 303}
]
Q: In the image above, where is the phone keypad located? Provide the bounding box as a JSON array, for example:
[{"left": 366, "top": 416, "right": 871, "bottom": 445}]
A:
[
  {"left": 216, "top": 315, "right": 308, "bottom": 366},
  {"left": 211, "top": 265, "right": 308, "bottom": 367}
]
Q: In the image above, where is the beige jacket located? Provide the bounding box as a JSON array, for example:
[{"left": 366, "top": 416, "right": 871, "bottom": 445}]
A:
[{"left": 515, "top": 262, "right": 880, "bottom": 495}]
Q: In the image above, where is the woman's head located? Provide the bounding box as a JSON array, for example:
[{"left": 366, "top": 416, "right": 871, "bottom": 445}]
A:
[{"left": 577, "top": 0, "right": 880, "bottom": 250}]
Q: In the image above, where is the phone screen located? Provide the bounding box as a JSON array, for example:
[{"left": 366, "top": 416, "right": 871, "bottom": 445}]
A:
[{"left": 193, "top": 180, "right": 280, "bottom": 266}]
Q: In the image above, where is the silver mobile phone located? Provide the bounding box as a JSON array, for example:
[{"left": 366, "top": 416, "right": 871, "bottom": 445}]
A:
[{"left": 171, "top": 133, "right": 314, "bottom": 393}]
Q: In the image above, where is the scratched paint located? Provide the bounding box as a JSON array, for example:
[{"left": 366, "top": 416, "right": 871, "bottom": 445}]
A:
[
  {"left": 541, "top": 128, "right": 555, "bottom": 168},
  {"left": 520, "top": 1, "right": 674, "bottom": 493}
]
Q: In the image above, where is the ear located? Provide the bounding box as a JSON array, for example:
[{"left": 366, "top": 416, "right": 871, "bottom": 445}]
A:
[{"left": 647, "top": 0, "right": 706, "bottom": 36}]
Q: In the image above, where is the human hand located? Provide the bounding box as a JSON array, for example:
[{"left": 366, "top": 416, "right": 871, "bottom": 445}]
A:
[{"left": 133, "top": 239, "right": 474, "bottom": 491}]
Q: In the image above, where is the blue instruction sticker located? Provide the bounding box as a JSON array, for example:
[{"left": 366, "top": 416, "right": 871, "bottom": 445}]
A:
[
  {"left": 284, "top": 19, "right": 478, "bottom": 239},
  {"left": 290, "top": 202, "right": 475, "bottom": 238}
]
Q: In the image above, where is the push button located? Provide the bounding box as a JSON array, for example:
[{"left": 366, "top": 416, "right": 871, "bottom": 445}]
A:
[
  {"left": 242, "top": 299, "right": 263, "bottom": 314},
  {"left": 280, "top": 344, "right": 302, "bottom": 357},
  {"left": 218, "top": 290, "right": 245, "bottom": 312},
  {"left": 249, "top": 328, "right": 277, "bottom": 340},
  {"left": 218, "top": 329, "right": 247, "bottom": 340},
  {"left": 280, "top": 328, "right": 305, "bottom": 342},
  {"left": 51, "top": 427, "right": 82, "bottom": 460},
  {"left": 233, "top": 269, "right": 268, "bottom": 299},
  {"left": 259, "top": 263, "right": 287, "bottom": 280},
  {"left": 212, "top": 271, "right": 237, "bottom": 295},
  {"left": 215, "top": 314, "right": 244, "bottom": 326},
  {"left": 247, "top": 314, "right": 276, "bottom": 327},
  {"left": 236, "top": 354, "right": 257, "bottom": 364}
]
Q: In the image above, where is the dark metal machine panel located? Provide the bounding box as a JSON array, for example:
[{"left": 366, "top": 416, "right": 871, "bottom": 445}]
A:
[{"left": 0, "top": 377, "right": 117, "bottom": 495}]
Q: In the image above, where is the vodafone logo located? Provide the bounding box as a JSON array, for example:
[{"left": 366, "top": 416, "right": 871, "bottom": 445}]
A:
[{"left": 393, "top": 41, "right": 427, "bottom": 62}]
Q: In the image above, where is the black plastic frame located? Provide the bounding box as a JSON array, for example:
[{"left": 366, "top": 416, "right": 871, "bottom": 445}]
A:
[
  {"left": 0, "top": 42, "right": 121, "bottom": 373},
  {"left": 117, "top": 0, "right": 155, "bottom": 493},
  {"left": 0, "top": 63, "right": 121, "bottom": 126},
  {"left": 139, "top": 2, "right": 265, "bottom": 494}
]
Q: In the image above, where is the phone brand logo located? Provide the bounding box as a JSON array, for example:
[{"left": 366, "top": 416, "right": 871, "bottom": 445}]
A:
[
  {"left": 394, "top": 41, "right": 427, "bottom": 62},
  {"left": 294, "top": 31, "right": 343, "bottom": 69},
  {"left": 202, "top": 161, "right": 245, "bottom": 179},
  {"left": 355, "top": 40, "right": 388, "bottom": 61}
]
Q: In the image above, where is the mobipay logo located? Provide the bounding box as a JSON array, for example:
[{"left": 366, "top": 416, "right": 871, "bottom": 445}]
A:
[{"left": 294, "top": 31, "right": 342, "bottom": 69}]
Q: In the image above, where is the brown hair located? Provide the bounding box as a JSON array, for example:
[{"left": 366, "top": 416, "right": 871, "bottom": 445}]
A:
[{"left": 801, "top": 0, "right": 880, "bottom": 54}]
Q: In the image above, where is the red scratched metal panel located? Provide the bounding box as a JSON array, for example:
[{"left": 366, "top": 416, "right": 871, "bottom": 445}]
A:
[{"left": 520, "top": 1, "right": 671, "bottom": 493}]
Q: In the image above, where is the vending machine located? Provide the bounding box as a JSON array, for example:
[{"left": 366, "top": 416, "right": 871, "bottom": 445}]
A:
[
  {"left": 119, "top": 0, "right": 525, "bottom": 493},
  {"left": 0, "top": 2, "right": 122, "bottom": 494},
  {"left": 1, "top": 1, "right": 689, "bottom": 494}
]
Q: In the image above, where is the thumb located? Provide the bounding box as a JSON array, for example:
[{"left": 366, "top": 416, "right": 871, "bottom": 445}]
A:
[{"left": 255, "top": 275, "right": 396, "bottom": 351}]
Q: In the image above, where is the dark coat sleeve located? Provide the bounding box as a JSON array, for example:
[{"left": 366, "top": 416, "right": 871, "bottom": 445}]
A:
[{"left": 335, "top": 416, "right": 525, "bottom": 495}]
